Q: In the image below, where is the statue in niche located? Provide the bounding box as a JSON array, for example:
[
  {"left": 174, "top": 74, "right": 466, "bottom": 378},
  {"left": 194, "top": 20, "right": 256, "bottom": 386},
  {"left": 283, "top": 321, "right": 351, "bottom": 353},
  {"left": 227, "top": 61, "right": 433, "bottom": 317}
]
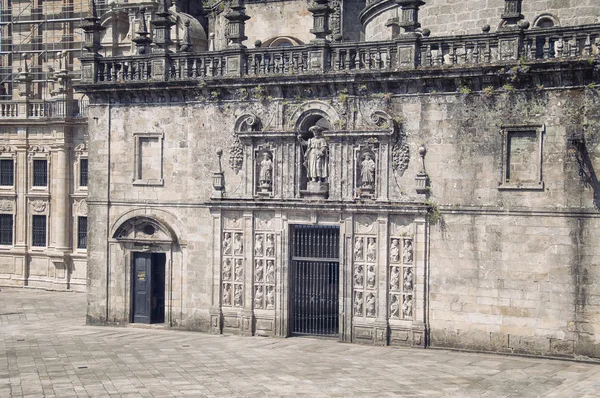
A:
[
  {"left": 402, "top": 295, "right": 413, "bottom": 319},
  {"left": 390, "top": 238, "right": 400, "bottom": 263},
  {"left": 255, "top": 234, "right": 264, "bottom": 256},
  {"left": 354, "top": 237, "right": 363, "bottom": 261},
  {"left": 254, "top": 286, "right": 263, "bottom": 309},
  {"left": 360, "top": 152, "right": 376, "bottom": 190},
  {"left": 366, "top": 237, "right": 376, "bottom": 262},
  {"left": 266, "top": 286, "right": 274, "bottom": 309},
  {"left": 404, "top": 267, "right": 413, "bottom": 291},
  {"left": 390, "top": 266, "right": 400, "bottom": 290},
  {"left": 257, "top": 152, "right": 273, "bottom": 195},
  {"left": 354, "top": 264, "right": 363, "bottom": 287},
  {"left": 234, "top": 233, "right": 243, "bottom": 255},
  {"left": 254, "top": 259, "right": 264, "bottom": 282},
  {"left": 354, "top": 291, "right": 363, "bottom": 315},
  {"left": 366, "top": 293, "right": 376, "bottom": 317},
  {"left": 367, "top": 265, "right": 376, "bottom": 288},
  {"left": 223, "top": 232, "right": 232, "bottom": 255},
  {"left": 265, "top": 234, "right": 274, "bottom": 257},
  {"left": 222, "top": 284, "right": 231, "bottom": 306},
  {"left": 390, "top": 295, "right": 400, "bottom": 318},
  {"left": 234, "top": 285, "right": 243, "bottom": 307},
  {"left": 235, "top": 259, "right": 243, "bottom": 281},
  {"left": 403, "top": 239, "right": 413, "bottom": 263},
  {"left": 266, "top": 260, "right": 275, "bottom": 283},
  {"left": 298, "top": 125, "right": 329, "bottom": 198},
  {"left": 223, "top": 259, "right": 232, "bottom": 281}
]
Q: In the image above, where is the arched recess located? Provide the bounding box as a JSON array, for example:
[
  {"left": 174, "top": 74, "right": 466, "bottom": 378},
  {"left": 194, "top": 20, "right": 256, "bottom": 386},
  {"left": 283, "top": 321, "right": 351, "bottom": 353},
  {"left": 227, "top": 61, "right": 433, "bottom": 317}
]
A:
[
  {"left": 112, "top": 215, "right": 178, "bottom": 244},
  {"left": 288, "top": 100, "right": 341, "bottom": 132},
  {"left": 263, "top": 36, "right": 304, "bottom": 47},
  {"left": 533, "top": 14, "right": 560, "bottom": 29},
  {"left": 110, "top": 207, "right": 185, "bottom": 246}
]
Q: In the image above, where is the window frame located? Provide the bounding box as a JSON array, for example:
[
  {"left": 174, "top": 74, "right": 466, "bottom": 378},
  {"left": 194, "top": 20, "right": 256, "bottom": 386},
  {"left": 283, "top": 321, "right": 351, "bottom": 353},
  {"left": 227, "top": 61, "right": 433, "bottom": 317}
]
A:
[
  {"left": 0, "top": 158, "right": 14, "bottom": 187},
  {"left": 77, "top": 216, "right": 88, "bottom": 250},
  {"left": 499, "top": 124, "right": 545, "bottom": 191},
  {"left": 132, "top": 132, "right": 164, "bottom": 186},
  {"left": 31, "top": 214, "right": 47, "bottom": 248},
  {"left": 0, "top": 213, "right": 13, "bottom": 246}
]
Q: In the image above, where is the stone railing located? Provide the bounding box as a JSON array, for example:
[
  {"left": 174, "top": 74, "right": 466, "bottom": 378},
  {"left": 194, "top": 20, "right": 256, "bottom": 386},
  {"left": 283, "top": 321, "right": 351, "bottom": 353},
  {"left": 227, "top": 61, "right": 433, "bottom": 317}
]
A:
[
  {"left": 0, "top": 98, "right": 88, "bottom": 119},
  {"left": 81, "top": 23, "right": 600, "bottom": 84}
]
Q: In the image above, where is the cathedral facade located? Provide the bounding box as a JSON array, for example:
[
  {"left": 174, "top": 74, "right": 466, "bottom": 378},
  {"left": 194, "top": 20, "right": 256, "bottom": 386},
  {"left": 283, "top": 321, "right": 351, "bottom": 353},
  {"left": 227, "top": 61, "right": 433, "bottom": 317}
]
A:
[{"left": 77, "top": 0, "right": 600, "bottom": 360}]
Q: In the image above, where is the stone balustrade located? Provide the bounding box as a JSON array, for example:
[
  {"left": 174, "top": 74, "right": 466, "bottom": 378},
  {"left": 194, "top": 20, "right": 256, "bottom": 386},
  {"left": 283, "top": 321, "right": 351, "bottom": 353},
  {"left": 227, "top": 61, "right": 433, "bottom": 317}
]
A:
[
  {"left": 81, "top": 23, "right": 600, "bottom": 85},
  {"left": 0, "top": 98, "right": 88, "bottom": 119}
]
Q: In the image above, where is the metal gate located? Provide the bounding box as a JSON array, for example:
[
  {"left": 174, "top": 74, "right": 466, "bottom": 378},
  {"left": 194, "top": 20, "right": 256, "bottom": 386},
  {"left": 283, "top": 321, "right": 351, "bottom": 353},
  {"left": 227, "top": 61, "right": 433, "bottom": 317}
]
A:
[{"left": 290, "top": 225, "right": 340, "bottom": 336}]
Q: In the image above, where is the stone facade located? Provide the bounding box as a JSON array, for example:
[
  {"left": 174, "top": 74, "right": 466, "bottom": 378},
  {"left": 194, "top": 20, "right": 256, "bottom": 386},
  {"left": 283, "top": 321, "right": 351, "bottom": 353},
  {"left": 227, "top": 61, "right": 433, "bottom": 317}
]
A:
[{"left": 76, "top": 0, "right": 600, "bottom": 361}]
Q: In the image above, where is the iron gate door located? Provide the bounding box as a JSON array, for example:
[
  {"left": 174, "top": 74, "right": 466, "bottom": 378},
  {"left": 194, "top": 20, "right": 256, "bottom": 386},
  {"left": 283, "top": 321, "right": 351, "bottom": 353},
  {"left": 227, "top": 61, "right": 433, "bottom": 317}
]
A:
[{"left": 290, "top": 225, "right": 340, "bottom": 336}]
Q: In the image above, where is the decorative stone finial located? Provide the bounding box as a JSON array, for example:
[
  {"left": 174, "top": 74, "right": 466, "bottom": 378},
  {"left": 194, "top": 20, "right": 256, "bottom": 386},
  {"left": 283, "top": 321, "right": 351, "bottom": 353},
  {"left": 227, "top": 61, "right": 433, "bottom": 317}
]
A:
[
  {"left": 80, "top": 0, "right": 106, "bottom": 54},
  {"left": 152, "top": 0, "right": 176, "bottom": 52},
  {"left": 397, "top": 0, "right": 426, "bottom": 35},
  {"left": 415, "top": 144, "right": 429, "bottom": 195},
  {"left": 308, "top": 0, "right": 331, "bottom": 44},
  {"left": 500, "top": 0, "right": 524, "bottom": 29},
  {"left": 212, "top": 149, "right": 225, "bottom": 199},
  {"left": 133, "top": 8, "right": 152, "bottom": 55},
  {"left": 180, "top": 20, "right": 193, "bottom": 52},
  {"left": 224, "top": 0, "right": 251, "bottom": 49}
]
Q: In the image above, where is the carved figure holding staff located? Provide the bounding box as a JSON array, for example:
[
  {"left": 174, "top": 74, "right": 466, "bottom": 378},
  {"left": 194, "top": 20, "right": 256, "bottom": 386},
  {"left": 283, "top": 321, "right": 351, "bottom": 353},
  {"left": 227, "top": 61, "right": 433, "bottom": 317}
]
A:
[{"left": 298, "top": 125, "right": 329, "bottom": 183}]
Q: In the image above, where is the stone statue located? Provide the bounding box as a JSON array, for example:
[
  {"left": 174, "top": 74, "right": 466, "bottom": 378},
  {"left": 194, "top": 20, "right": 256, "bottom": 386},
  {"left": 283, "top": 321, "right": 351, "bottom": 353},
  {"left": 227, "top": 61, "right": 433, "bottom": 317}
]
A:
[
  {"left": 234, "top": 233, "right": 243, "bottom": 255},
  {"left": 222, "top": 284, "right": 231, "bottom": 306},
  {"left": 254, "top": 286, "right": 263, "bottom": 308},
  {"left": 223, "top": 232, "right": 232, "bottom": 255},
  {"left": 402, "top": 295, "right": 413, "bottom": 319},
  {"left": 298, "top": 125, "right": 329, "bottom": 182},
  {"left": 354, "top": 291, "right": 363, "bottom": 315},
  {"left": 266, "top": 285, "right": 274, "bottom": 309},
  {"left": 390, "top": 238, "right": 400, "bottom": 262},
  {"left": 254, "top": 259, "right": 263, "bottom": 282},
  {"left": 258, "top": 152, "right": 273, "bottom": 190},
  {"left": 360, "top": 152, "right": 376, "bottom": 188},
  {"left": 366, "top": 237, "right": 376, "bottom": 262},
  {"left": 265, "top": 234, "right": 274, "bottom": 257},
  {"left": 390, "top": 295, "right": 399, "bottom": 318},
  {"left": 266, "top": 259, "right": 275, "bottom": 283},
  {"left": 354, "top": 237, "right": 363, "bottom": 261},
  {"left": 235, "top": 259, "right": 243, "bottom": 281},
  {"left": 367, "top": 265, "right": 375, "bottom": 288},
  {"left": 404, "top": 267, "right": 413, "bottom": 291},
  {"left": 354, "top": 264, "right": 363, "bottom": 287},
  {"left": 223, "top": 258, "right": 232, "bottom": 281},
  {"left": 234, "top": 285, "right": 243, "bottom": 307},
  {"left": 403, "top": 239, "right": 413, "bottom": 263},
  {"left": 366, "top": 293, "right": 376, "bottom": 317},
  {"left": 390, "top": 266, "right": 400, "bottom": 290},
  {"left": 255, "top": 234, "right": 263, "bottom": 256}
]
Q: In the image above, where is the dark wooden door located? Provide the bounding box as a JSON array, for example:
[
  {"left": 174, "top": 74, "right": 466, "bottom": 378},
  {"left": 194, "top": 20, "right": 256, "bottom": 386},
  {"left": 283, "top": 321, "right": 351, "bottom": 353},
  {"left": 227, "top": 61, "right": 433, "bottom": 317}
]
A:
[{"left": 133, "top": 253, "right": 152, "bottom": 324}]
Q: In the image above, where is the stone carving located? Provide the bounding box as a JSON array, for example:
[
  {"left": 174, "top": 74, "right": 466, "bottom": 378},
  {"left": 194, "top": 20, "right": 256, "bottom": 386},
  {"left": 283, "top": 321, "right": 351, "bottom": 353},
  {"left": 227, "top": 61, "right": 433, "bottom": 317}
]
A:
[
  {"left": 354, "top": 237, "right": 363, "bottom": 261},
  {"left": 354, "top": 264, "right": 363, "bottom": 287},
  {"left": 255, "top": 212, "right": 274, "bottom": 230},
  {"left": 392, "top": 139, "right": 410, "bottom": 176},
  {"left": 255, "top": 234, "right": 263, "bottom": 256},
  {"left": 234, "top": 233, "right": 243, "bottom": 255},
  {"left": 266, "top": 286, "right": 274, "bottom": 309},
  {"left": 74, "top": 143, "right": 87, "bottom": 153},
  {"left": 0, "top": 145, "right": 15, "bottom": 154},
  {"left": 390, "top": 295, "right": 400, "bottom": 318},
  {"left": 402, "top": 295, "right": 413, "bottom": 319},
  {"left": 229, "top": 134, "right": 244, "bottom": 174},
  {"left": 223, "top": 284, "right": 232, "bottom": 306},
  {"left": 223, "top": 259, "right": 232, "bottom": 281},
  {"left": 235, "top": 259, "right": 243, "bottom": 281},
  {"left": 403, "top": 239, "right": 413, "bottom": 263},
  {"left": 390, "top": 266, "right": 400, "bottom": 290},
  {"left": 360, "top": 152, "right": 376, "bottom": 189},
  {"left": 254, "top": 259, "right": 264, "bottom": 282},
  {"left": 223, "top": 232, "right": 232, "bottom": 255},
  {"left": 266, "top": 260, "right": 274, "bottom": 283},
  {"left": 366, "top": 237, "right": 376, "bottom": 262},
  {"left": 328, "top": 0, "right": 341, "bottom": 40},
  {"left": 254, "top": 286, "right": 263, "bottom": 309},
  {"left": 298, "top": 125, "right": 329, "bottom": 196},
  {"left": 354, "top": 291, "right": 363, "bottom": 315},
  {"left": 404, "top": 267, "right": 413, "bottom": 291},
  {"left": 390, "top": 238, "right": 400, "bottom": 263},
  {"left": 265, "top": 234, "right": 274, "bottom": 257},
  {"left": 366, "top": 293, "right": 376, "bottom": 317},
  {"left": 31, "top": 200, "right": 47, "bottom": 213},
  {"left": 77, "top": 199, "right": 88, "bottom": 216},
  {"left": 234, "top": 285, "right": 243, "bottom": 307},
  {"left": 27, "top": 145, "right": 48, "bottom": 157},
  {"left": 367, "top": 265, "right": 376, "bottom": 288},
  {"left": 0, "top": 199, "right": 13, "bottom": 212},
  {"left": 257, "top": 151, "right": 273, "bottom": 194},
  {"left": 355, "top": 215, "right": 376, "bottom": 234},
  {"left": 224, "top": 213, "right": 242, "bottom": 229}
]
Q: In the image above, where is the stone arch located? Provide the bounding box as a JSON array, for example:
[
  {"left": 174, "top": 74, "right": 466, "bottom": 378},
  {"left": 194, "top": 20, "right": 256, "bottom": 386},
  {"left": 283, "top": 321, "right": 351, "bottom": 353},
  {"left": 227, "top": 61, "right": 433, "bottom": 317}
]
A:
[
  {"left": 289, "top": 100, "right": 341, "bottom": 132},
  {"left": 533, "top": 14, "right": 560, "bottom": 29},
  {"left": 263, "top": 36, "right": 304, "bottom": 48},
  {"left": 110, "top": 208, "right": 185, "bottom": 245}
]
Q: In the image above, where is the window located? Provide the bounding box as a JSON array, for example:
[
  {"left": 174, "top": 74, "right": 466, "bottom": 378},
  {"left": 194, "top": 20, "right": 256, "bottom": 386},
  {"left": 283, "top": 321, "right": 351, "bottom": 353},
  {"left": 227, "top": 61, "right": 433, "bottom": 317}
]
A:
[
  {"left": 77, "top": 216, "right": 88, "bottom": 249},
  {"left": 133, "top": 132, "right": 164, "bottom": 186},
  {"left": 499, "top": 125, "right": 545, "bottom": 190},
  {"left": 0, "top": 159, "right": 14, "bottom": 186},
  {"left": 80, "top": 158, "right": 88, "bottom": 187},
  {"left": 32, "top": 215, "right": 46, "bottom": 247},
  {"left": 33, "top": 159, "right": 47, "bottom": 187},
  {"left": 0, "top": 214, "right": 13, "bottom": 245}
]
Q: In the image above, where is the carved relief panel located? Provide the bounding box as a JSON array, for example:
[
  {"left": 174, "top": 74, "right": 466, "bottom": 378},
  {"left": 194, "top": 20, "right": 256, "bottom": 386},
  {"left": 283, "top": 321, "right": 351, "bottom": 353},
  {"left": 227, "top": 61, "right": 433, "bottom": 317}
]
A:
[
  {"left": 353, "top": 215, "right": 378, "bottom": 319},
  {"left": 222, "top": 213, "right": 244, "bottom": 308},
  {"left": 389, "top": 219, "right": 415, "bottom": 321}
]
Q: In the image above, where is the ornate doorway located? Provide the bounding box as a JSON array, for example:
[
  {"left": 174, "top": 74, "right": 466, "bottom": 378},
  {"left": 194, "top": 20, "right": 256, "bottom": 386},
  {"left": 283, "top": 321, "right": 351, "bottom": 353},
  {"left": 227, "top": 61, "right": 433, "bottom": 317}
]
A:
[
  {"left": 290, "top": 225, "right": 340, "bottom": 336},
  {"left": 132, "top": 252, "right": 166, "bottom": 324}
]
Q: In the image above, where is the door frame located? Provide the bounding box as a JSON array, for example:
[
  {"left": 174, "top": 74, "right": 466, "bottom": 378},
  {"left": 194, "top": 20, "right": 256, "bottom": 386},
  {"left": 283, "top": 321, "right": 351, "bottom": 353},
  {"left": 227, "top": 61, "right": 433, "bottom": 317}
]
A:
[{"left": 131, "top": 251, "right": 167, "bottom": 324}]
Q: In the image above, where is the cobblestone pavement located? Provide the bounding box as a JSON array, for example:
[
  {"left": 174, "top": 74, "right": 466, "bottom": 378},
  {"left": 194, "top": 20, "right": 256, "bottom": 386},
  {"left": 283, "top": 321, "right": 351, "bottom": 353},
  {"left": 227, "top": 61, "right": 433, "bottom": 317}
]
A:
[{"left": 1, "top": 288, "right": 599, "bottom": 398}]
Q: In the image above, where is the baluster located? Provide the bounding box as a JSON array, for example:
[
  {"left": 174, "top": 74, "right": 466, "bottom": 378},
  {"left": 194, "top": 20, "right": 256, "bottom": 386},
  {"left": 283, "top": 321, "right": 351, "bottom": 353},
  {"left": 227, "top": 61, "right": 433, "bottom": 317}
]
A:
[
  {"left": 344, "top": 48, "right": 350, "bottom": 70},
  {"left": 555, "top": 36, "right": 564, "bottom": 58},
  {"left": 375, "top": 48, "right": 382, "bottom": 70},
  {"left": 426, "top": 44, "right": 432, "bottom": 66},
  {"left": 386, "top": 47, "right": 392, "bottom": 69},
  {"left": 543, "top": 37, "right": 550, "bottom": 59},
  {"left": 473, "top": 42, "right": 480, "bottom": 64},
  {"left": 570, "top": 34, "right": 578, "bottom": 57},
  {"left": 460, "top": 43, "right": 467, "bottom": 64},
  {"left": 437, "top": 43, "right": 443, "bottom": 66},
  {"left": 353, "top": 48, "right": 360, "bottom": 70},
  {"left": 584, "top": 34, "right": 592, "bottom": 56}
]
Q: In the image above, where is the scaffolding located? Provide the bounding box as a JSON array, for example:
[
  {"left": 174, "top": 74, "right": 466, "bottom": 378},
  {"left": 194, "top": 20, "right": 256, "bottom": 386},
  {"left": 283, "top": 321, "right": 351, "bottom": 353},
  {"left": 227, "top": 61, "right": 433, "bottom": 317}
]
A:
[{"left": 0, "top": 0, "right": 111, "bottom": 100}]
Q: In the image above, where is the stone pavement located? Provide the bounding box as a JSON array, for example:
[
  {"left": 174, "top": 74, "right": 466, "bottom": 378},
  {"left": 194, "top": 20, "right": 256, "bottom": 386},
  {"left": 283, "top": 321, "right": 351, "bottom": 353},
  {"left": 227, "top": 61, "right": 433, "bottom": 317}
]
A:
[{"left": 1, "top": 288, "right": 599, "bottom": 398}]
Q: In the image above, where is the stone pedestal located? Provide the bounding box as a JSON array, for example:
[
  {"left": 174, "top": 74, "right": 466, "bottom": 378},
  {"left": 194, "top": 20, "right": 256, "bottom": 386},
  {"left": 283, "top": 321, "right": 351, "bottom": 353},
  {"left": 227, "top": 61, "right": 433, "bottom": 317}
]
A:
[{"left": 301, "top": 181, "right": 329, "bottom": 200}]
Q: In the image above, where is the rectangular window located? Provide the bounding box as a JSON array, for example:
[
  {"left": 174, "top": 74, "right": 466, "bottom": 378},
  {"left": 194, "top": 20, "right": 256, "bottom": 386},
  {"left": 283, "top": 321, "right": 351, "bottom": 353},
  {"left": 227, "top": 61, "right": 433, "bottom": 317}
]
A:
[
  {"left": 80, "top": 158, "right": 88, "bottom": 187},
  {"left": 0, "top": 159, "right": 14, "bottom": 186},
  {"left": 33, "top": 159, "right": 48, "bottom": 187},
  {"left": 0, "top": 214, "right": 13, "bottom": 245},
  {"left": 499, "top": 125, "right": 545, "bottom": 190},
  {"left": 77, "top": 216, "right": 87, "bottom": 249},
  {"left": 32, "top": 215, "right": 46, "bottom": 247}
]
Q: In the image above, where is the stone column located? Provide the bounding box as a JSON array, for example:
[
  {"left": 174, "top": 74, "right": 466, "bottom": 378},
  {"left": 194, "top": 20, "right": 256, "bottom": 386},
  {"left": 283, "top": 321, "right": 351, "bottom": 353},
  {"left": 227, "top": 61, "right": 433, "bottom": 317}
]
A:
[{"left": 53, "top": 146, "right": 71, "bottom": 252}]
